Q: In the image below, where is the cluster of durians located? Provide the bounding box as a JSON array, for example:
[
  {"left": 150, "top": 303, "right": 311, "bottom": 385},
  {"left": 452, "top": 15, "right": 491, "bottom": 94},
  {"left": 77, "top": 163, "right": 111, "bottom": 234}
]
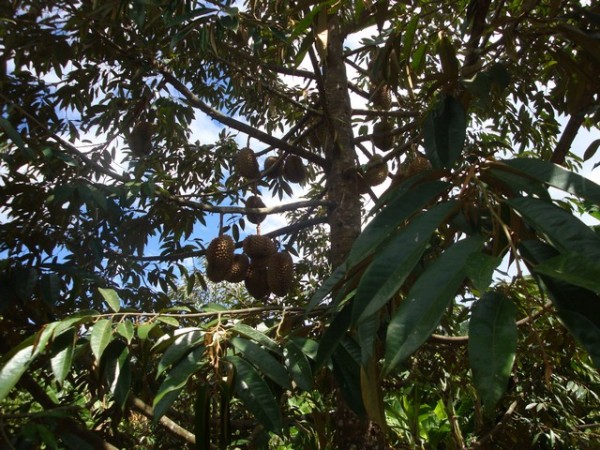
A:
[
  {"left": 236, "top": 147, "right": 307, "bottom": 184},
  {"left": 205, "top": 234, "right": 294, "bottom": 299}
]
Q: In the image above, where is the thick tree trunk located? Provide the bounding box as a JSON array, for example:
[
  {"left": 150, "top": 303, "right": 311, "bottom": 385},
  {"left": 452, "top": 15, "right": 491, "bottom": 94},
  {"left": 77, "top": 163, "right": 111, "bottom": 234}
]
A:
[{"left": 322, "top": 14, "right": 386, "bottom": 450}]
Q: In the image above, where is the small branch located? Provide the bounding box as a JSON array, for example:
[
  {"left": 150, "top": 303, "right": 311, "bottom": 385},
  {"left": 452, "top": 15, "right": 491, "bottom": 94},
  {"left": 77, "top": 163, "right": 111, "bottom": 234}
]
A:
[
  {"left": 550, "top": 113, "right": 585, "bottom": 166},
  {"left": 130, "top": 396, "right": 196, "bottom": 445},
  {"left": 471, "top": 400, "right": 518, "bottom": 449},
  {"left": 352, "top": 108, "right": 418, "bottom": 118}
]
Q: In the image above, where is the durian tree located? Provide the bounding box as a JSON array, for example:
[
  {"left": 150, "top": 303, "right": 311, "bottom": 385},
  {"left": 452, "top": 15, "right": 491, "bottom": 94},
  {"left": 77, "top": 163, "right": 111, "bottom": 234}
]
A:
[{"left": 2, "top": 0, "right": 600, "bottom": 448}]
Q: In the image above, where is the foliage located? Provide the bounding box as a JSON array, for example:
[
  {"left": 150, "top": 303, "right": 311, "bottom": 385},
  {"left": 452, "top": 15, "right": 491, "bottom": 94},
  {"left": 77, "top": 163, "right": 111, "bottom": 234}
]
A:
[{"left": 1, "top": 0, "right": 600, "bottom": 448}]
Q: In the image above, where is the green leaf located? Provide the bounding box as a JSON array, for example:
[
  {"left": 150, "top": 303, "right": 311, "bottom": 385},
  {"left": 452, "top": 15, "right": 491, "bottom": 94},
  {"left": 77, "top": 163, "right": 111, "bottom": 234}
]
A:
[
  {"left": 50, "top": 329, "right": 76, "bottom": 385},
  {"left": 230, "top": 337, "right": 291, "bottom": 390},
  {"left": 103, "top": 340, "right": 131, "bottom": 408},
  {"left": 0, "top": 345, "right": 35, "bottom": 402},
  {"left": 314, "top": 303, "right": 352, "bottom": 369},
  {"left": 360, "top": 356, "right": 386, "bottom": 429},
  {"left": 520, "top": 240, "right": 600, "bottom": 367},
  {"left": 90, "top": 319, "right": 113, "bottom": 362},
  {"left": 348, "top": 180, "right": 449, "bottom": 267},
  {"left": 384, "top": 236, "right": 484, "bottom": 374},
  {"left": 231, "top": 323, "right": 281, "bottom": 355},
  {"left": 137, "top": 321, "right": 156, "bottom": 340},
  {"left": 583, "top": 139, "right": 600, "bottom": 162},
  {"left": 533, "top": 252, "right": 600, "bottom": 294},
  {"left": 228, "top": 355, "right": 283, "bottom": 434},
  {"left": 423, "top": 95, "right": 466, "bottom": 169},
  {"left": 501, "top": 158, "right": 600, "bottom": 205},
  {"left": 157, "top": 316, "right": 180, "bottom": 327},
  {"left": 465, "top": 252, "right": 503, "bottom": 293},
  {"left": 157, "top": 329, "right": 204, "bottom": 378},
  {"left": 331, "top": 338, "right": 365, "bottom": 416},
  {"left": 116, "top": 320, "right": 135, "bottom": 344},
  {"left": 468, "top": 292, "right": 517, "bottom": 416},
  {"left": 508, "top": 197, "right": 600, "bottom": 259},
  {"left": 154, "top": 345, "right": 206, "bottom": 421},
  {"left": 194, "top": 384, "right": 211, "bottom": 450},
  {"left": 284, "top": 340, "right": 313, "bottom": 391},
  {"left": 354, "top": 201, "right": 458, "bottom": 323},
  {"left": 98, "top": 288, "right": 121, "bottom": 312},
  {"left": 306, "top": 262, "right": 347, "bottom": 313},
  {"left": 0, "top": 116, "right": 27, "bottom": 151}
]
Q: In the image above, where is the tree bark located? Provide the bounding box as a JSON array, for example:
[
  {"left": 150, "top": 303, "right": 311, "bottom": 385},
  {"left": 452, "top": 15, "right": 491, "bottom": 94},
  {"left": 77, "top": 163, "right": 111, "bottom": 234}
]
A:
[{"left": 322, "top": 13, "right": 387, "bottom": 450}]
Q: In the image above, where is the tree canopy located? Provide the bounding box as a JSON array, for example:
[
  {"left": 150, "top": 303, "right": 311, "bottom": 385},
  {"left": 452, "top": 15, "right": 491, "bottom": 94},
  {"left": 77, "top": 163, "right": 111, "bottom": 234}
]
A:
[{"left": 1, "top": 0, "right": 600, "bottom": 449}]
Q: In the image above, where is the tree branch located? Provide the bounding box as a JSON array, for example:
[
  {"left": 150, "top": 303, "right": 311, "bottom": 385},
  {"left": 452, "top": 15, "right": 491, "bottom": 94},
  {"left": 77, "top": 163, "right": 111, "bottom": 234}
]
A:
[
  {"left": 158, "top": 70, "right": 327, "bottom": 167},
  {"left": 550, "top": 113, "right": 585, "bottom": 166},
  {"left": 130, "top": 396, "right": 196, "bottom": 445},
  {"left": 471, "top": 400, "right": 518, "bottom": 449}
]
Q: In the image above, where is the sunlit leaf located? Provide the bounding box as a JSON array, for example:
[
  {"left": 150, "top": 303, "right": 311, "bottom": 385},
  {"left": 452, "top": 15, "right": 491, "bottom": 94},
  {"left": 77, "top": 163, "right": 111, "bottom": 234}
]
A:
[
  {"left": 230, "top": 337, "right": 291, "bottom": 390},
  {"left": 90, "top": 319, "right": 113, "bottom": 362},
  {"left": 50, "top": 329, "right": 76, "bottom": 385},
  {"left": 98, "top": 287, "right": 121, "bottom": 312}
]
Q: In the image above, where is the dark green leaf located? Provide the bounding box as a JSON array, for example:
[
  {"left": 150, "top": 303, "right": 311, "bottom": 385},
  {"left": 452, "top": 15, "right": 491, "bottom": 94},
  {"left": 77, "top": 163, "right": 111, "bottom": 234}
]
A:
[
  {"left": 465, "top": 253, "right": 503, "bottom": 293},
  {"left": 583, "top": 139, "right": 600, "bottom": 162},
  {"left": 154, "top": 345, "right": 206, "bottom": 421},
  {"left": 314, "top": 303, "right": 352, "bottom": 369},
  {"left": 508, "top": 197, "right": 600, "bottom": 259},
  {"left": 194, "top": 384, "right": 211, "bottom": 450},
  {"left": 354, "top": 201, "right": 458, "bottom": 323},
  {"left": 230, "top": 337, "right": 291, "bottom": 390},
  {"left": 468, "top": 292, "right": 517, "bottom": 416},
  {"left": 384, "top": 236, "right": 484, "bottom": 374},
  {"left": 103, "top": 340, "right": 131, "bottom": 409},
  {"left": 231, "top": 323, "right": 281, "bottom": 355},
  {"left": 228, "top": 355, "right": 283, "bottom": 434},
  {"left": 534, "top": 252, "right": 600, "bottom": 294},
  {"left": 331, "top": 337, "right": 365, "bottom": 416},
  {"left": 284, "top": 340, "right": 313, "bottom": 391},
  {"left": 423, "top": 96, "right": 466, "bottom": 168},
  {"left": 306, "top": 262, "right": 347, "bottom": 313}
]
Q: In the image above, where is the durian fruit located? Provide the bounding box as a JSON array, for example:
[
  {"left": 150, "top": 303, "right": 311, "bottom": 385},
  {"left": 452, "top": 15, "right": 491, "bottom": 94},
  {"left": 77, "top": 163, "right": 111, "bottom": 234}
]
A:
[
  {"left": 129, "top": 122, "right": 154, "bottom": 157},
  {"left": 236, "top": 147, "right": 260, "bottom": 179},
  {"left": 372, "top": 84, "right": 392, "bottom": 110},
  {"left": 267, "top": 251, "right": 294, "bottom": 296},
  {"left": 307, "top": 119, "right": 329, "bottom": 150},
  {"left": 283, "top": 155, "right": 307, "bottom": 184},
  {"left": 264, "top": 155, "right": 284, "bottom": 179},
  {"left": 243, "top": 235, "right": 277, "bottom": 259},
  {"left": 363, "top": 155, "right": 389, "bottom": 187},
  {"left": 224, "top": 253, "right": 250, "bottom": 283},
  {"left": 206, "top": 235, "right": 235, "bottom": 282},
  {"left": 246, "top": 195, "right": 267, "bottom": 225},
  {"left": 406, "top": 154, "right": 432, "bottom": 177},
  {"left": 245, "top": 261, "right": 271, "bottom": 299},
  {"left": 372, "top": 120, "right": 395, "bottom": 151}
]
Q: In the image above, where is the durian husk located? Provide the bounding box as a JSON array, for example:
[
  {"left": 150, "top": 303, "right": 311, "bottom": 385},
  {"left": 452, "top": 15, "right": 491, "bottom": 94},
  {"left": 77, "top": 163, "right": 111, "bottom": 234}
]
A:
[
  {"left": 372, "top": 84, "right": 392, "bottom": 111},
  {"left": 245, "top": 261, "right": 271, "bottom": 299},
  {"left": 283, "top": 155, "right": 307, "bottom": 184},
  {"left": 363, "top": 155, "right": 389, "bottom": 187},
  {"left": 129, "top": 122, "right": 154, "bottom": 157},
  {"left": 206, "top": 235, "right": 235, "bottom": 282},
  {"left": 264, "top": 155, "right": 284, "bottom": 178},
  {"left": 243, "top": 235, "right": 277, "bottom": 259},
  {"left": 224, "top": 253, "right": 250, "bottom": 283},
  {"left": 236, "top": 147, "right": 260, "bottom": 179},
  {"left": 267, "top": 251, "right": 294, "bottom": 296},
  {"left": 406, "top": 154, "right": 432, "bottom": 177},
  {"left": 246, "top": 195, "right": 267, "bottom": 225},
  {"left": 372, "top": 121, "right": 395, "bottom": 151}
]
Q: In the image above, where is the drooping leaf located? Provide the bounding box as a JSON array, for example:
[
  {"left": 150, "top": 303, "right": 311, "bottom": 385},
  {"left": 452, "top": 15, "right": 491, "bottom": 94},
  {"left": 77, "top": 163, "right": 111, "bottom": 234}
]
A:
[
  {"left": 508, "top": 197, "right": 600, "bottom": 259},
  {"left": 306, "top": 262, "right": 347, "bottom": 313},
  {"left": 154, "top": 345, "right": 206, "bottom": 421},
  {"left": 228, "top": 355, "right": 283, "bottom": 434},
  {"left": 423, "top": 95, "right": 466, "bottom": 168},
  {"left": 354, "top": 201, "right": 458, "bottom": 323},
  {"left": 194, "top": 384, "right": 211, "bottom": 450},
  {"left": 331, "top": 337, "right": 365, "bottom": 416},
  {"left": 468, "top": 292, "right": 517, "bottom": 416},
  {"left": 500, "top": 158, "right": 600, "bottom": 204},
  {"left": 157, "top": 329, "right": 204, "bottom": 378},
  {"left": 465, "top": 252, "right": 503, "bottom": 293},
  {"left": 360, "top": 356, "right": 386, "bottom": 429},
  {"left": 284, "top": 340, "right": 313, "bottom": 391},
  {"left": 98, "top": 287, "right": 121, "bottom": 312},
  {"left": 533, "top": 252, "right": 600, "bottom": 294},
  {"left": 50, "top": 328, "right": 76, "bottom": 385},
  {"left": 520, "top": 240, "right": 600, "bottom": 367},
  {"left": 231, "top": 323, "right": 281, "bottom": 355},
  {"left": 90, "top": 319, "right": 113, "bottom": 362},
  {"left": 0, "top": 345, "right": 35, "bottom": 402},
  {"left": 103, "top": 340, "right": 131, "bottom": 409},
  {"left": 384, "top": 236, "right": 484, "bottom": 374},
  {"left": 314, "top": 303, "right": 352, "bottom": 369},
  {"left": 230, "top": 337, "right": 291, "bottom": 390}
]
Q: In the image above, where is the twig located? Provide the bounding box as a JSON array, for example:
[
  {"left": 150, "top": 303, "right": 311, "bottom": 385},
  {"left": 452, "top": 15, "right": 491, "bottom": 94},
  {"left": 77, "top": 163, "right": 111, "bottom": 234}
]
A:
[
  {"left": 130, "top": 396, "right": 196, "bottom": 445},
  {"left": 471, "top": 400, "right": 518, "bottom": 449}
]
